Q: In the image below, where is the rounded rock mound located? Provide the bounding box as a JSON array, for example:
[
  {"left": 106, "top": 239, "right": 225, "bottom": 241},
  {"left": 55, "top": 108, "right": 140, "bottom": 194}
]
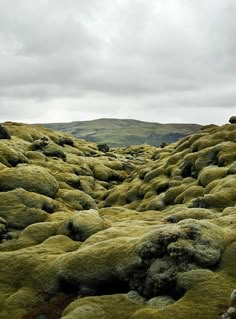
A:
[{"left": 0, "top": 165, "right": 59, "bottom": 198}]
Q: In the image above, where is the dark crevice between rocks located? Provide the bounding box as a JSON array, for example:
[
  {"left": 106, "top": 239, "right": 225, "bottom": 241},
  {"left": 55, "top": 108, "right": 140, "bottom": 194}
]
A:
[
  {"left": 95, "top": 279, "right": 130, "bottom": 296},
  {"left": 181, "top": 164, "right": 197, "bottom": 178},
  {"left": 59, "top": 275, "right": 130, "bottom": 298},
  {"left": 188, "top": 197, "right": 207, "bottom": 208},
  {"left": 43, "top": 150, "right": 66, "bottom": 162},
  {"left": 107, "top": 174, "right": 125, "bottom": 183},
  {"left": 2, "top": 156, "right": 28, "bottom": 167},
  {"left": 66, "top": 221, "right": 82, "bottom": 242},
  {"left": 0, "top": 232, "right": 12, "bottom": 243},
  {"left": 58, "top": 137, "right": 74, "bottom": 147},
  {"left": 66, "top": 179, "right": 83, "bottom": 190},
  {"left": 21, "top": 279, "right": 81, "bottom": 319},
  {"left": 21, "top": 292, "right": 76, "bottom": 319},
  {"left": 58, "top": 277, "right": 80, "bottom": 295},
  {"left": 156, "top": 183, "right": 169, "bottom": 195},
  {"left": 82, "top": 202, "right": 95, "bottom": 211},
  {"left": 8, "top": 159, "right": 22, "bottom": 167},
  {"left": 138, "top": 192, "right": 145, "bottom": 200},
  {"left": 42, "top": 203, "right": 55, "bottom": 214},
  {"left": 144, "top": 279, "right": 185, "bottom": 301}
]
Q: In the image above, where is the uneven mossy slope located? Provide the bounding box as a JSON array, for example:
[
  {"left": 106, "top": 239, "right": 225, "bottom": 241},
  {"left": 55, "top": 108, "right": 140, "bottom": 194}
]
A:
[{"left": 0, "top": 121, "right": 235, "bottom": 319}]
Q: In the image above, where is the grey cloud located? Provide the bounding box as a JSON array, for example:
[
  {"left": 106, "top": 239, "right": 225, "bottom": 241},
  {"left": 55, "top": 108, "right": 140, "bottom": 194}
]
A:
[{"left": 0, "top": 0, "right": 235, "bottom": 124}]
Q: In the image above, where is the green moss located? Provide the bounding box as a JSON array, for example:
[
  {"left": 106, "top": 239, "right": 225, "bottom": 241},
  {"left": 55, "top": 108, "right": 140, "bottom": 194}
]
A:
[
  {"left": 0, "top": 165, "right": 59, "bottom": 198},
  {"left": 163, "top": 185, "right": 187, "bottom": 205},
  {"left": 56, "top": 189, "right": 97, "bottom": 211},
  {"left": 175, "top": 185, "right": 204, "bottom": 204},
  {"left": 198, "top": 166, "right": 227, "bottom": 187},
  {"left": 0, "top": 188, "right": 56, "bottom": 229},
  {"left": 0, "top": 121, "right": 235, "bottom": 319}
]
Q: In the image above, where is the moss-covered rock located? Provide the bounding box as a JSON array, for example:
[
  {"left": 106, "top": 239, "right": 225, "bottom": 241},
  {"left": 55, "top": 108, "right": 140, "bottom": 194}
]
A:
[
  {"left": 0, "top": 142, "right": 29, "bottom": 167},
  {"left": 56, "top": 189, "right": 97, "bottom": 211},
  {"left": 191, "top": 175, "right": 236, "bottom": 209},
  {"left": 198, "top": 166, "right": 227, "bottom": 187},
  {"left": 0, "top": 188, "right": 57, "bottom": 229},
  {"left": 165, "top": 207, "right": 216, "bottom": 223},
  {"left": 63, "top": 210, "right": 110, "bottom": 241},
  {"left": 0, "top": 165, "right": 59, "bottom": 198}
]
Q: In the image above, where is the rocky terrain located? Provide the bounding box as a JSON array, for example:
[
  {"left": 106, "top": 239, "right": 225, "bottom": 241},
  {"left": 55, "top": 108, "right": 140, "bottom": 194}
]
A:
[
  {"left": 0, "top": 121, "right": 235, "bottom": 319},
  {"left": 43, "top": 118, "right": 201, "bottom": 147}
]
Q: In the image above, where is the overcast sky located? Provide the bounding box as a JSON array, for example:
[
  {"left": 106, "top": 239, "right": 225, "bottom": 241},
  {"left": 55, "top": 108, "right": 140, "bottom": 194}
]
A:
[{"left": 0, "top": 0, "right": 235, "bottom": 124}]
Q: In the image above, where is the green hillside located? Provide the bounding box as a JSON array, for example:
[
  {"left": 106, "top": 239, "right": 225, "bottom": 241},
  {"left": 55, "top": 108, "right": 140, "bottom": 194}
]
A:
[{"left": 43, "top": 118, "right": 201, "bottom": 147}]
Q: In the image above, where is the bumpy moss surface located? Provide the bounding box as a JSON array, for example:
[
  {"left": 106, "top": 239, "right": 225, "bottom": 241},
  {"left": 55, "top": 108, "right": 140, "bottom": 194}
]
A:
[{"left": 0, "top": 121, "right": 235, "bottom": 319}]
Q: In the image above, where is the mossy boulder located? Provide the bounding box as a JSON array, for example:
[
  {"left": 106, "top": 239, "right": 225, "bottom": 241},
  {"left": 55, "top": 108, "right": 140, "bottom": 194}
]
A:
[
  {"left": 63, "top": 210, "right": 110, "bottom": 241},
  {"left": 0, "top": 188, "right": 56, "bottom": 229},
  {"left": 163, "top": 185, "right": 187, "bottom": 205},
  {"left": 198, "top": 166, "right": 227, "bottom": 187},
  {"left": 56, "top": 219, "right": 225, "bottom": 302},
  {"left": 93, "top": 164, "right": 125, "bottom": 182},
  {"left": 0, "top": 142, "right": 28, "bottom": 167},
  {"left": 0, "top": 287, "right": 43, "bottom": 319},
  {"left": 175, "top": 185, "right": 204, "bottom": 204},
  {"left": 191, "top": 175, "right": 236, "bottom": 209},
  {"left": 165, "top": 207, "right": 216, "bottom": 223},
  {"left": 0, "top": 165, "right": 59, "bottom": 198},
  {"left": 31, "top": 137, "right": 66, "bottom": 160},
  {"left": 19, "top": 221, "right": 61, "bottom": 245},
  {"left": 56, "top": 189, "right": 97, "bottom": 211}
]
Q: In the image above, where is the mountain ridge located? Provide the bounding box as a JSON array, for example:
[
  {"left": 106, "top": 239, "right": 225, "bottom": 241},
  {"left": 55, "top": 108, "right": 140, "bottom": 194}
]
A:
[{"left": 43, "top": 118, "right": 202, "bottom": 147}]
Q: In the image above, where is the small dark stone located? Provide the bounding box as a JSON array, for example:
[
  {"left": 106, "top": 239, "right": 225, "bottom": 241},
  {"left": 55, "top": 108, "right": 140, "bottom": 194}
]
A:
[
  {"left": 31, "top": 137, "right": 49, "bottom": 151},
  {"left": 0, "top": 125, "right": 11, "bottom": 139},
  {"left": 0, "top": 217, "right": 8, "bottom": 227},
  {"left": 229, "top": 116, "right": 236, "bottom": 124},
  {"left": 97, "top": 143, "right": 110, "bottom": 153},
  {"left": 160, "top": 142, "right": 167, "bottom": 148},
  {"left": 58, "top": 137, "right": 74, "bottom": 147},
  {"left": 43, "top": 149, "right": 66, "bottom": 161}
]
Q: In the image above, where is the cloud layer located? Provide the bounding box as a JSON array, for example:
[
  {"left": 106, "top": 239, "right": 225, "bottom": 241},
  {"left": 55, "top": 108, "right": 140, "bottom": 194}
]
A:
[{"left": 0, "top": 0, "right": 235, "bottom": 124}]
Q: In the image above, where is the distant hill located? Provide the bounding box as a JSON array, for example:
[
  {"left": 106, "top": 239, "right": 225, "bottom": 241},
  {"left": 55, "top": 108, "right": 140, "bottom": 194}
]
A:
[{"left": 43, "top": 118, "right": 202, "bottom": 147}]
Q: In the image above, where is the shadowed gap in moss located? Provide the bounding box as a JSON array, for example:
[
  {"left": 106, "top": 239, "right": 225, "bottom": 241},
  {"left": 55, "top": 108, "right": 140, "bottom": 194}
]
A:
[
  {"left": 42, "top": 202, "right": 55, "bottom": 214},
  {"left": 21, "top": 292, "right": 76, "bottom": 319},
  {"left": 66, "top": 179, "right": 83, "bottom": 190}
]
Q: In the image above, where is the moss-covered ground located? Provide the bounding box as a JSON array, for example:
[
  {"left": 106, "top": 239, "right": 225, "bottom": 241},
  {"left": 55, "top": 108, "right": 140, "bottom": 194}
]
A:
[{"left": 0, "top": 121, "right": 235, "bottom": 319}]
